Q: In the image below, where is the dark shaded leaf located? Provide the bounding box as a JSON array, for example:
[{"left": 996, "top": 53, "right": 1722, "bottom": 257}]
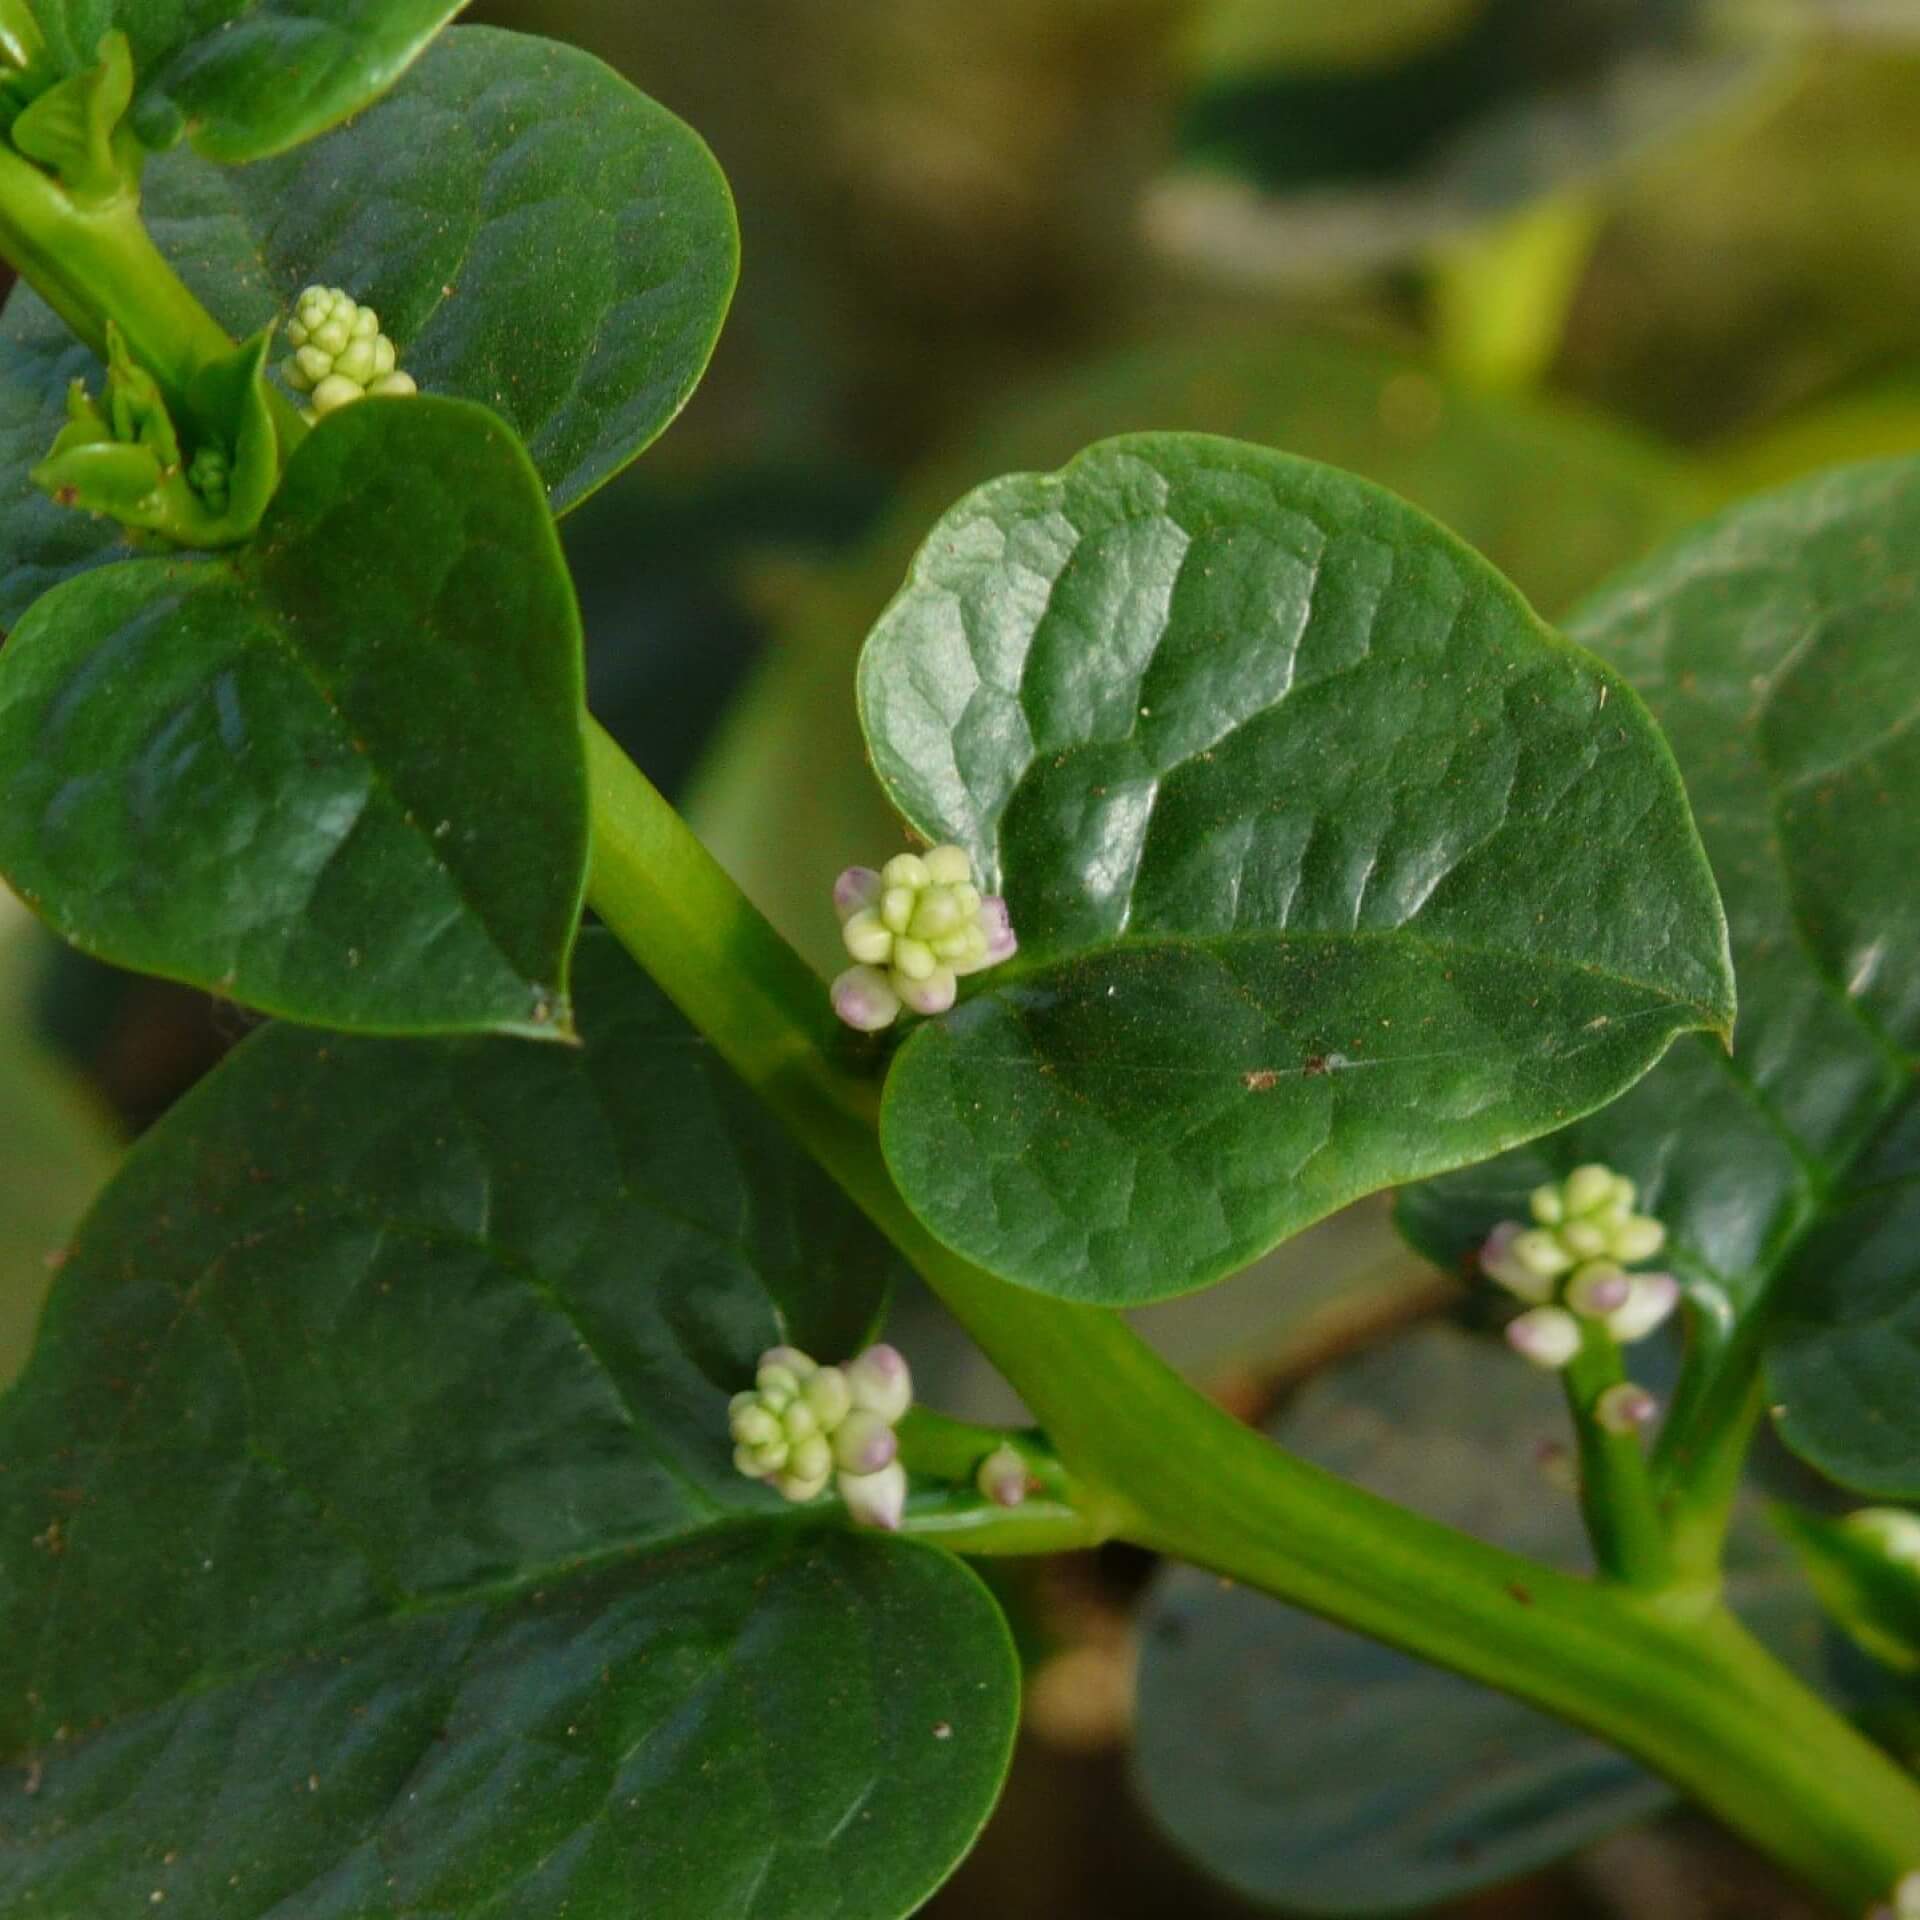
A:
[
  {"left": 1133, "top": 1323, "right": 1839, "bottom": 1913},
  {"left": 1399, "top": 456, "right": 1920, "bottom": 1496},
  {"left": 0, "top": 934, "right": 1016, "bottom": 1918}
]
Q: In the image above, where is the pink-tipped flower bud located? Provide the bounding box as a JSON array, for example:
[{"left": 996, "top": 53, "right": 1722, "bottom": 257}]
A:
[
  {"left": 976, "top": 1443, "right": 1031, "bottom": 1508},
  {"left": 978, "top": 895, "right": 1017, "bottom": 964},
  {"left": 832, "top": 1408, "right": 900, "bottom": 1475},
  {"left": 847, "top": 1343, "right": 913, "bottom": 1423},
  {"left": 838, "top": 1460, "right": 908, "bottom": 1531},
  {"left": 1594, "top": 1382, "right": 1659, "bottom": 1436},
  {"left": 1480, "top": 1221, "right": 1554, "bottom": 1304},
  {"left": 1605, "top": 1272, "right": 1681, "bottom": 1344},
  {"left": 896, "top": 966, "right": 958, "bottom": 1017},
  {"left": 833, "top": 866, "right": 883, "bottom": 923},
  {"left": 832, "top": 964, "right": 901, "bottom": 1033},
  {"left": 1566, "top": 1262, "right": 1632, "bottom": 1319},
  {"left": 1506, "top": 1305, "right": 1582, "bottom": 1370}
]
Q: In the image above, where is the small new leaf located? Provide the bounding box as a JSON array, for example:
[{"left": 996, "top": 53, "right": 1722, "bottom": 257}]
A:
[
  {"left": 9, "top": 29, "right": 131, "bottom": 201},
  {"left": 31, "top": 323, "right": 275, "bottom": 546}
]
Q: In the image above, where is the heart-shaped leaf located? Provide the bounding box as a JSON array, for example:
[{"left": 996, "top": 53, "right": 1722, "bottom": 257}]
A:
[
  {"left": 859, "top": 433, "right": 1732, "bottom": 1305},
  {"left": 1398, "top": 457, "right": 1920, "bottom": 1496},
  {"left": 0, "top": 26, "right": 738, "bottom": 621},
  {"left": 33, "top": 0, "right": 463, "bottom": 161},
  {"left": 0, "top": 395, "right": 587, "bottom": 1038},
  {"left": 1133, "top": 1323, "right": 1843, "bottom": 1913},
  {"left": 0, "top": 933, "right": 1017, "bottom": 1918}
]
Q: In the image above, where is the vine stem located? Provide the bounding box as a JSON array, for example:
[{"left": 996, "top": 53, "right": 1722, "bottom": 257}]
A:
[
  {"left": 1563, "top": 1322, "right": 1673, "bottom": 1588},
  {"left": 585, "top": 720, "right": 1920, "bottom": 1913}
]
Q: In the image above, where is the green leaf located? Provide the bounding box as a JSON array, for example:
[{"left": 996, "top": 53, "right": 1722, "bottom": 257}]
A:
[
  {"left": 859, "top": 432, "right": 1732, "bottom": 1305},
  {"left": 1398, "top": 457, "right": 1920, "bottom": 1495},
  {"left": 32, "top": 0, "right": 463, "bottom": 161},
  {"left": 0, "top": 25, "right": 738, "bottom": 618},
  {"left": 1775, "top": 1505, "right": 1920, "bottom": 1677},
  {"left": 9, "top": 26, "right": 132, "bottom": 199},
  {"left": 0, "top": 908, "right": 118, "bottom": 1388},
  {"left": 0, "top": 395, "right": 587, "bottom": 1039},
  {"left": 692, "top": 331, "right": 1700, "bottom": 981},
  {"left": 0, "top": 933, "right": 1016, "bottom": 1918},
  {"left": 1151, "top": 0, "right": 1783, "bottom": 282},
  {"left": 1133, "top": 1323, "right": 1842, "bottom": 1913}
]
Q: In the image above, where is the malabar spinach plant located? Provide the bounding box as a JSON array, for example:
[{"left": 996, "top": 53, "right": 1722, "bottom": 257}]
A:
[{"left": 0, "top": 7, "right": 1917, "bottom": 1917}]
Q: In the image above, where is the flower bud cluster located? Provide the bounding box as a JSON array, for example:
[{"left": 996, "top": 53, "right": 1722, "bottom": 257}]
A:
[
  {"left": 1479, "top": 1164, "right": 1679, "bottom": 1379},
  {"left": 282, "top": 285, "right": 418, "bottom": 419},
  {"left": 830, "top": 847, "right": 1016, "bottom": 1032},
  {"left": 729, "top": 1342, "right": 914, "bottom": 1529}
]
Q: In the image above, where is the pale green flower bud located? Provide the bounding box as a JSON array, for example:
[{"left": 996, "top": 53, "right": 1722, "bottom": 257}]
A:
[
  {"left": 1512, "top": 1228, "right": 1574, "bottom": 1280},
  {"left": 1506, "top": 1305, "right": 1582, "bottom": 1370},
  {"left": 281, "top": 283, "right": 415, "bottom": 419},
  {"left": 1609, "top": 1215, "right": 1667, "bottom": 1263},
  {"left": 1563, "top": 1163, "right": 1617, "bottom": 1215},
  {"left": 923, "top": 844, "right": 972, "bottom": 886},
  {"left": 1528, "top": 1182, "right": 1565, "bottom": 1226},
  {"left": 1559, "top": 1218, "right": 1611, "bottom": 1261},
  {"left": 1844, "top": 1508, "right": 1920, "bottom": 1569},
  {"left": 976, "top": 1443, "right": 1030, "bottom": 1508},
  {"left": 909, "top": 890, "right": 966, "bottom": 940},
  {"left": 788, "top": 1432, "right": 832, "bottom": 1485},
  {"left": 891, "top": 936, "right": 936, "bottom": 983},
  {"left": 838, "top": 1459, "right": 908, "bottom": 1530},
  {"left": 731, "top": 1404, "right": 781, "bottom": 1449},
  {"left": 803, "top": 1365, "right": 853, "bottom": 1430},
  {"left": 896, "top": 966, "right": 958, "bottom": 1017},
  {"left": 781, "top": 1399, "right": 819, "bottom": 1443},
  {"left": 760, "top": 1345, "right": 817, "bottom": 1382},
  {"left": 883, "top": 852, "right": 930, "bottom": 891}
]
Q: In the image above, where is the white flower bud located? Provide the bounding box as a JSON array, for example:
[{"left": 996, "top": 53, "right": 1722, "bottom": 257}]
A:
[
  {"left": 976, "top": 1443, "right": 1030, "bottom": 1508},
  {"left": 847, "top": 1343, "right": 913, "bottom": 1423},
  {"left": 1480, "top": 1222, "right": 1555, "bottom": 1304},
  {"left": 1507, "top": 1306, "right": 1582, "bottom": 1370},
  {"left": 1605, "top": 1272, "right": 1681, "bottom": 1344},
  {"left": 838, "top": 1459, "right": 908, "bottom": 1530}
]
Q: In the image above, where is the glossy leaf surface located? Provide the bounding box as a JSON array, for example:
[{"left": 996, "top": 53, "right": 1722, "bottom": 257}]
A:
[
  {"left": 0, "top": 397, "right": 587, "bottom": 1038},
  {"left": 1400, "top": 457, "right": 1920, "bottom": 1495},
  {"left": 861, "top": 432, "right": 1732, "bottom": 1305},
  {"left": 0, "top": 26, "right": 737, "bottom": 619},
  {"left": 693, "top": 332, "right": 1699, "bottom": 980},
  {"left": 0, "top": 935, "right": 1016, "bottom": 1918},
  {"left": 35, "top": 0, "right": 461, "bottom": 161},
  {"left": 1134, "top": 1324, "right": 1837, "bottom": 1913}
]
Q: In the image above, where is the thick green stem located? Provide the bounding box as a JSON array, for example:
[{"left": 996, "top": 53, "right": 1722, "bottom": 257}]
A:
[
  {"left": 0, "top": 142, "right": 307, "bottom": 453},
  {"left": 584, "top": 723, "right": 1920, "bottom": 1913},
  {"left": 1656, "top": 1308, "right": 1770, "bottom": 1584},
  {"left": 1564, "top": 1323, "right": 1673, "bottom": 1589}
]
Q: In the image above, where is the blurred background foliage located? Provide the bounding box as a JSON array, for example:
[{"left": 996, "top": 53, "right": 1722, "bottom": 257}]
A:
[{"left": 5, "top": 0, "right": 1920, "bottom": 1911}]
